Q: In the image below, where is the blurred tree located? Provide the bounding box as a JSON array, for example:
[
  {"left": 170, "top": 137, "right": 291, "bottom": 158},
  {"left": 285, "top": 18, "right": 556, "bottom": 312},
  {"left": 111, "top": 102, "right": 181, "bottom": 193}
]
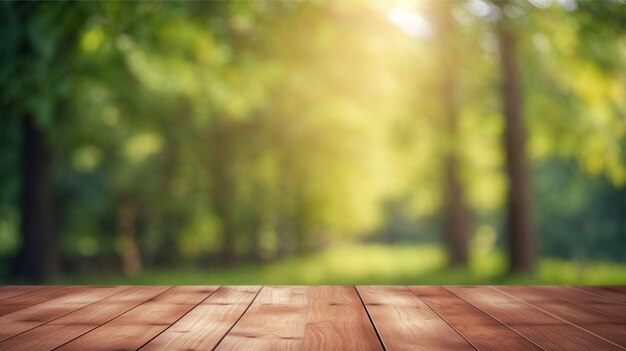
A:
[
  {"left": 1, "top": 1, "right": 92, "bottom": 282},
  {"left": 429, "top": 1, "right": 472, "bottom": 267},
  {"left": 0, "top": 0, "right": 624, "bottom": 282},
  {"left": 496, "top": 2, "right": 536, "bottom": 273}
]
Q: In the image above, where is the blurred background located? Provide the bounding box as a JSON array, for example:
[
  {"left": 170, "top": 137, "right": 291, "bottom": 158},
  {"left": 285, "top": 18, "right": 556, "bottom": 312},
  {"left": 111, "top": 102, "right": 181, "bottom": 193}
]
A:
[{"left": 0, "top": 0, "right": 624, "bottom": 285}]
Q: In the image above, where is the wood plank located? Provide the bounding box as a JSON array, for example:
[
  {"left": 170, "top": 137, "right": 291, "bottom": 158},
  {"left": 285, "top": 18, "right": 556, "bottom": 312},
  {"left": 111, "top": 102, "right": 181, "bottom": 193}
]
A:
[
  {"left": 303, "top": 286, "right": 381, "bottom": 351},
  {"left": 408, "top": 286, "right": 541, "bottom": 351},
  {"left": 215, "top": 285, "right": 306, "bottom": 350},
  {"left": 0, "top": 286, "right": 46, "bottom": 302},
  {"left": 0, "top": 286, "right": 84, "bottom": 317},
  {"left": 0, "top": 286, "right": 122, "bottom": 342},
  {"left": 56, "top": 286, "right": 219, "bottom": 351},
  {"left": 0, "top": 286, "right": 171, "bottom": 351},
  {"left": 571, "top": 286, "right": 626, "bottom": 304},
  {"left": 494, "top": 286, "right": 626, "bottom": 347},
  {"left": 141, "top": 286, "right": 261, "bottom": 351},
  {"left": 0, "top": 285, "right": 622, "bottom": 350},
  {"left": 358, "top": 286, "right": 472, "bottom": 351},
  {"left": 216, "top": 286, "right": 382, "bottom": 350},
  {"left": 448, "top": 286, "right": 624, "bottom": 351},
  {"left": 530, "top": 286, "right": 626, "bottom": 321}
]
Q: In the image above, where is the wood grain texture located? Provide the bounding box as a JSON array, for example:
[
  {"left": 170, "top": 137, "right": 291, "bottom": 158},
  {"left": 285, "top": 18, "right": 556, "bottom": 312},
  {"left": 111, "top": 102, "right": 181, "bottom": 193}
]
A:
[
  {"left": 494, "top": 286, "right": 626, "bottom": 347},
  {"left": 408, "top": 286, "right": 541, "bottom": 351},
  {"left": 540, "top": 286, "right": 626, "bottom": 321},
  {"left": 0, "top": 286, "right": 46, "bottom": 302},
  {"left": 216, "top": 286, "right": 382, "bottom": 351},
  {"left": 303, "top": 286, "right": 381, "bottom": 351},
  {"left": 141, "top": 286, "right": 260, "bottom": 351},
  {"left": 0, "top": 286, "right": 170, "bottom": 351},
  {"left": 571, "top": 286, "right": 626, "bottom": 304},
  {"left": 0, "top": 286, "right": 80, "bottom": 317},
  {"left": 0, "top": 286, "right": 122, "bottom": 342},
  {"left": 358, "top": 286, "right": 473, "bottom": 351},
  {"left": 56, "top": 286, "right": 218, "bottom": 351},
  {"left": 1, "top": 285, "right": 625, "bottom": 350},
  {"left": 448, "top": 286, "right": 624, "bottom": 351},
  {"left": 215, "top": 285, "right": 306, "bottom": 351}
]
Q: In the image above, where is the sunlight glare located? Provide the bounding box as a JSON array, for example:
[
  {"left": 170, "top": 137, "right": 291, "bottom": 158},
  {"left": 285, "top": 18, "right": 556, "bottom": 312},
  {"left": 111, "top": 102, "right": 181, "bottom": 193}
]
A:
[
  {"left": 466, "top": 0, "right": 502, "bottom": 22},
  {"left": 529, "top": 0, "right": 553, "bottom": 9},
  {"left": 388, "top": 6, "right": 432, "bottom": 39},
  {"left": 557, "top": 0, "right": 577, "bottom": 11}
]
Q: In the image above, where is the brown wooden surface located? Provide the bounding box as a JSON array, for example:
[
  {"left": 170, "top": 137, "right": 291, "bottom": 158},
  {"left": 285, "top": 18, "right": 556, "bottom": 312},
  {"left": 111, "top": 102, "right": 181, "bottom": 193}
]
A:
[
  {"left": 142, "top": 286, "right": 260, "bottom": 351},
  {"left": 216, "top": 286, "right": 381, "bottom": 350},
  {"left": 57, "top": 286, "right": 219, "bottom": 351},
  {"left": 494, "top": 286, "right": 626, "bottom": 347},
  {"left": 0, "top": 286, "right": 123, "bottom": 342},
  {"left": 448, "top": 286, "right": 624, "bottom": 351},
  {"left": 0, "top": 286, "right": 81, "bottom": 317},
  {"left": 0, "top": 285, "right": 623, "bottom": 350},
  {"left": 407, "top": 286, "right": 541, "bottom": 351},
  {"left": 0, "top": 286, "right": 170, "bottom": 351},
  {"left": 358, "top": 286, "right": 472, "bottom": 351}
]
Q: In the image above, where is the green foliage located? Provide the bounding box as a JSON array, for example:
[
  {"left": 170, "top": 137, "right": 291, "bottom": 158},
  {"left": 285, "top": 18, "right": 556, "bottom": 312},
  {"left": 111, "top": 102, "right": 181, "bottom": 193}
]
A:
[
  {"left": 0, "top": 0, "right": 624, "bottom": 281},
  {"left": 54, "top": 244, "right": 626, "bottom": 285},
  {"left": 535, "top": 160, "right": 626, "bottom": 262}
]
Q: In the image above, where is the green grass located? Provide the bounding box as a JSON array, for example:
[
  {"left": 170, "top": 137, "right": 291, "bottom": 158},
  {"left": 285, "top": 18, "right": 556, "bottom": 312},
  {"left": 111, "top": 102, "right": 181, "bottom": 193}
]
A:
[{"left": 56, "top": 243, "right": 626, "bottom": 285}]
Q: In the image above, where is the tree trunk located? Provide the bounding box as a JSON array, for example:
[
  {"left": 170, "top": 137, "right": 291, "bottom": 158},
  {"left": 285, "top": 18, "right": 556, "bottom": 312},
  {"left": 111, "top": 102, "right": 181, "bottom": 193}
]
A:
[
  {"left": 118, "top": 197, "right": 142, "bottom": 276},
  {"left": 155, "top": 102, "right": 190, "bottom": 266},
  {"left": 219, "top": 215, "right": 235, "bottom": 266},
  {"left": 498, "top": 21, "right": 536, "bottom": 273},
  {"left": 443, "top": 157, "right": 470, "bottom": 266},
  {"left": 210, "top": 120, "right": 236, "bottom": 266},
  {"left": 436, "top": 1, "right": 471, "bottom": 266},
  {"left": 14, "top": 116, "right": 56, "bottom": 283},
  {"left": 156, "top": 139, "right": 180, "bottom": 266}
]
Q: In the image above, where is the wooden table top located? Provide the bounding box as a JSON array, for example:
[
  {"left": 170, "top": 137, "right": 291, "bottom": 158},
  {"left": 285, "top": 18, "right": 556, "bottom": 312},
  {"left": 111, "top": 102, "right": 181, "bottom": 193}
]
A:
[{"left": 0, "top": 285, "right": 624, "bottom": 350}]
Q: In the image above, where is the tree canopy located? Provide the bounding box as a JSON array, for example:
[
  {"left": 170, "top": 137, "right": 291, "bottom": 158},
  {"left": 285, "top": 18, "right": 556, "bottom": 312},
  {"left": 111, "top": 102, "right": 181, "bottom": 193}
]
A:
[{"left": 0, "top": 0, "right": 624, "bottom": 281}]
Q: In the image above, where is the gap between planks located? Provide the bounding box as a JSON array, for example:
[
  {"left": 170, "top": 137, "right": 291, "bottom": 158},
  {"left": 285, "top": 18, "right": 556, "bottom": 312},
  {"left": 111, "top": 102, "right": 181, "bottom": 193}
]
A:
[
  {"left": 136, "top": 286, "right": 224, "bottom": 350},
  {"left": 0, "top": 285, "right": 624, "bottom": 351},
  {"left": 490, "top": 286, "right": 626, "bottom": 349},
  {"left": 354, "top": 286, "right": 387, "bottom": 351},
  {"left": 447, "top": 286, "right": 625, "bottom": 351}
]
